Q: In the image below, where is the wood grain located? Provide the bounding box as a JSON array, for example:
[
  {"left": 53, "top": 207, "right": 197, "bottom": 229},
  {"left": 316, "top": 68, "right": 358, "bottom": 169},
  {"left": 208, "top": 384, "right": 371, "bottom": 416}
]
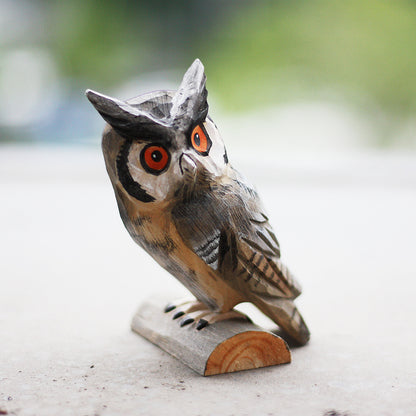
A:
[
  {"left": 205, "top": 331, "right": 291, "bottom": 376},
  {"left": 131, "top": 298, "right": 291, "bottom": 376}
]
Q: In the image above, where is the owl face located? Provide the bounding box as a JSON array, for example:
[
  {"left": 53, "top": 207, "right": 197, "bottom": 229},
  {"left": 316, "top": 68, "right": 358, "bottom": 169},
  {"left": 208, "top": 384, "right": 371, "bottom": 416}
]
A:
[
  {"left": 87, "top": 59, "right": 229, "bottom": 207},
  {"left": 122, "top": 116, "right": 227, "bottom": 203}
]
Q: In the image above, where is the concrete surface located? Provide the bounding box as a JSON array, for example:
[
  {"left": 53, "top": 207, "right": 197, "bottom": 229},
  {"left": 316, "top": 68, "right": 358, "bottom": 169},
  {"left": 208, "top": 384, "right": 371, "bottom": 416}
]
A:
[{"left": 1, "top": 145, "right": 415, "bottom": 416}]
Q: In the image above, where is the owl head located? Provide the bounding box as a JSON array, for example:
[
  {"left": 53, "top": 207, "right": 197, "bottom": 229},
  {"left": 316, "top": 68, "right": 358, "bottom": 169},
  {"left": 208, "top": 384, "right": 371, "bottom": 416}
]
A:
[{"left": 86, "top": 59, "right": 229, "bottom": 207}]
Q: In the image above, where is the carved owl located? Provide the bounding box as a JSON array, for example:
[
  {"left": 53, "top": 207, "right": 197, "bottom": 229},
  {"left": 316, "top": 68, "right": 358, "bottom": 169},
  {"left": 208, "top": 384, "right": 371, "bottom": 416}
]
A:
[{"left": 86, "top": 59, "right": 310, "bottom": 345}]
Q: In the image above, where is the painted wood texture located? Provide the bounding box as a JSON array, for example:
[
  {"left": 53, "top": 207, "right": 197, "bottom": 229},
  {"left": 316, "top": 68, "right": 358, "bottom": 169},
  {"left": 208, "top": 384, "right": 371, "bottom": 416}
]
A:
[
  {"left": 131, "top": 299, "right": 291, "bottom": 376},
  {"left": 87, "top": 59, "right": 310, "bottom": 347}
]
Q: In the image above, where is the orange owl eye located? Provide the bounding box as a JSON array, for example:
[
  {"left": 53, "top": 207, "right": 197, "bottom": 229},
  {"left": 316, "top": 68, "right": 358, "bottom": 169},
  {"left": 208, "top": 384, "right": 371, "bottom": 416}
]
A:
[
  {"left": 191, "top": 124, "right": 211, "bottom": 155},
  {"left": 140, "top": 144, "right": 170, "bottom": 175}
]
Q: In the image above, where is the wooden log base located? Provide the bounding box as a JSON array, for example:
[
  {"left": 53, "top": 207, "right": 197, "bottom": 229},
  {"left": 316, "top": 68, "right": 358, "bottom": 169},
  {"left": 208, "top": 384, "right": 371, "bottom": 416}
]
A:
[{"left": 131, "top": 298, "right": 291, "bottom": 376}]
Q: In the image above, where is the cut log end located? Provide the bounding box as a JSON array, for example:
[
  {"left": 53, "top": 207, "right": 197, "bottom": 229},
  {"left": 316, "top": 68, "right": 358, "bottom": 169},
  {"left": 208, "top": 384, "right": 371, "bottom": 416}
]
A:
[{"left": 205, "top": 331, "right": 291, "bottom": 376}]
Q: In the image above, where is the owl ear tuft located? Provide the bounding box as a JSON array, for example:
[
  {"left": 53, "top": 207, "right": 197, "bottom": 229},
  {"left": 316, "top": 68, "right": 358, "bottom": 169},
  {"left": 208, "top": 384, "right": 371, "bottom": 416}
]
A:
[
  {"left": 85, "top": 89, "right": 170, "bottom": 140},
  {"left": 170, "top": 59, "right": 209, "bottom": 131}
]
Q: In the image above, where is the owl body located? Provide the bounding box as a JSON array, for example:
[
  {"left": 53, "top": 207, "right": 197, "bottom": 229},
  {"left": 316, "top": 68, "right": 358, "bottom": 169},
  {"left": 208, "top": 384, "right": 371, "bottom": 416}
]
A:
[
  {"left": 88, "top": 59, "right": 310, "bottom": 345},
  {"left": 102, "top": 122, "right": 246, "bottom": 312}
]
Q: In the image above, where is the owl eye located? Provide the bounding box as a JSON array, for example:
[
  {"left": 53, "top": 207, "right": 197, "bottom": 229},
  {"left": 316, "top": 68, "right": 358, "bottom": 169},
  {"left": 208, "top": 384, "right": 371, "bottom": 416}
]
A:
[
  {"left": 140, "top": 144, "right": 170, "bottom": 175},
  {"left": 190, "top": 124, "right": 211, "bottom": 155}
]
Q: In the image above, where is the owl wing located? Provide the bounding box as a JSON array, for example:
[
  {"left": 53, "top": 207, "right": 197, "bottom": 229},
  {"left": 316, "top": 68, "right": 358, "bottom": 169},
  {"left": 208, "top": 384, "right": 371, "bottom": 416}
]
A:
[
  {"left": 171, "top": 176, "right": 302, "bottom": 301},
  {"left": 232, "top": 210, "right": 302, "bottom": 300}
]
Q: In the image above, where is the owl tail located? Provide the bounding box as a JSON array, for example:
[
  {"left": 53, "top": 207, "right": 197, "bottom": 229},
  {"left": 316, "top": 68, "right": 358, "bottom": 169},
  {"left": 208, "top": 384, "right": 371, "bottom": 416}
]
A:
[{"left": 256, "top": 298, "right": 310, "bottom": 346}]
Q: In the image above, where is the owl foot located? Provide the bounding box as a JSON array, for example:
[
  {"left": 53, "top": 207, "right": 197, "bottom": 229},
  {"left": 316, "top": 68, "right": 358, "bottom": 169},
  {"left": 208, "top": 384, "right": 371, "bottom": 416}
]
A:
[
  {"left": 193, "top": 310, "right": 251, "bottom": 330},
  {"left": 164, "top": 300, "right": 250, "bottom": 331},
  {"left": 164, "top": 299, "right": 207, "bottom": 315},
  {"left": 164, "top": 299, "right": 208, "bottom": 326}
]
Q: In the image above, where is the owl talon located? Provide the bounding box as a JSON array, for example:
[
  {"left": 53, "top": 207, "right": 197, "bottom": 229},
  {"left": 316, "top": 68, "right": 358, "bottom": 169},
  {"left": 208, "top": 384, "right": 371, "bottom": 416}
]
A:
[
  {"left": 196, "top": 319, "right": 209, "bottom": 330},
  {"left": 172, "top": 311, "right": 185, "bottom": 320},
  {"left": 180, "top": 317, "right": 195, "bottom": 327},
  {"left": 164, "top": 303, "right": 176, "bottom": 313}
]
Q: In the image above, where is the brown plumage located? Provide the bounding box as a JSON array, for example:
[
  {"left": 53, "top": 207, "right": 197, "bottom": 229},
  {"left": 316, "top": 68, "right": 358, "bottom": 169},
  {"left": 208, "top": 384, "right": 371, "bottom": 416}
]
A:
[{"left": 86, "top": 59, "right": 310, "bottom": 345}]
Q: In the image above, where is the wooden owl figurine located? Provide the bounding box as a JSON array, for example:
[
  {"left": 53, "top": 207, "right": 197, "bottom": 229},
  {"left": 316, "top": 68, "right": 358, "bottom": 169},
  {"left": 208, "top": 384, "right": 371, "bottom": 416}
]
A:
[{"left": 86, "top": 59, "right": 310, "bottom": 346}]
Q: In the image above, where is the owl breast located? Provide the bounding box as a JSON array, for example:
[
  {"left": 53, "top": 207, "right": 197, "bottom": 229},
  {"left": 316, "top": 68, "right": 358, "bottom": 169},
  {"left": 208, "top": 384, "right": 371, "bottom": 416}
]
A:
[{"left": 117, "top": 187, "right": 244, "bottom": 312}]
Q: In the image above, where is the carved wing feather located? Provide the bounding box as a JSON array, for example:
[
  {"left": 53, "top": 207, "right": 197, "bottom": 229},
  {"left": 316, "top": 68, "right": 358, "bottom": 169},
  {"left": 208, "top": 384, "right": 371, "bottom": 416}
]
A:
[
  {"left": 194, "top": 230, "right": 221, "bottom": 269},
  {"left": 172, "top": 173, "right": 302, "bottom": 301}
]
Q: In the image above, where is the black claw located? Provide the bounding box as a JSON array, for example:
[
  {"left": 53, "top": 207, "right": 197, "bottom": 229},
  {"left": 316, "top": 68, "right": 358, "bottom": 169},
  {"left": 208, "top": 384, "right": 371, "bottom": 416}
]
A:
[
  {"left": 180, "top": 317, "right": 194, "bottom": 327},
  {"left": 196, "top": 319, "right": 209, "bottom": 331},
  {"left": 164, "top": 304, "right": 176, "bottom": 313},
  {"left": 172, "top": 311, "right": 185, "bottom": 320}
]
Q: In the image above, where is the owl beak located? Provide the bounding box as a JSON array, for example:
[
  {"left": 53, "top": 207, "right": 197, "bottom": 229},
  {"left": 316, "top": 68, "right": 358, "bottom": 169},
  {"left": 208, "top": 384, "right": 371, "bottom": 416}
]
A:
[{"left": 179, "top": 153, "right": 197, "bottom": 177}]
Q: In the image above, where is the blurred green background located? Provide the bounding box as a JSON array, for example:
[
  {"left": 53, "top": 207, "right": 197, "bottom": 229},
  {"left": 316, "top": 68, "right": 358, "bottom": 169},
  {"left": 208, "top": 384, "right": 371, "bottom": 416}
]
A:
[{"left": 0, "top": 0, "right": 415, "bottom": 148}]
